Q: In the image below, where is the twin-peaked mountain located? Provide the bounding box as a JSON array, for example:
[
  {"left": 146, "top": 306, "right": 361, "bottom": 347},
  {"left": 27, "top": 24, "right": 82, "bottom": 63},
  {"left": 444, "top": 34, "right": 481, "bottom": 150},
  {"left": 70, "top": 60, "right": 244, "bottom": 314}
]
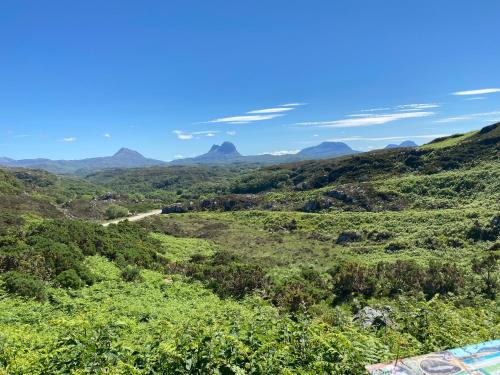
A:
[
  {"left": 173, "top": 142, "right": 243, "bottom": 164},
  {"left": 0, "top": 139, "right": 418, "bottom": 174},
  {"left": 384, "top": 140, "right": 418, "bottom": 149}
]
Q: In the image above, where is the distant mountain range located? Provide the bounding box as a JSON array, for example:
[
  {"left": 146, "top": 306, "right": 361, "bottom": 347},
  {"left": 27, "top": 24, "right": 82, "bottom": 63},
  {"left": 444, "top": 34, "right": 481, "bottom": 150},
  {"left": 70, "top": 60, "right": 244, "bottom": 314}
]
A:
[
  {"left": 0, "top": 139, "right": 418, "bottom": 174},
  {"left": 0, "top": 148, "right": 166, "bottom": 174},
  {"left": 171, "top": 141, "right": 360, "bottom": 165},
  {"left": 384, "top": 140, "right": 418, "bottom": 149}
]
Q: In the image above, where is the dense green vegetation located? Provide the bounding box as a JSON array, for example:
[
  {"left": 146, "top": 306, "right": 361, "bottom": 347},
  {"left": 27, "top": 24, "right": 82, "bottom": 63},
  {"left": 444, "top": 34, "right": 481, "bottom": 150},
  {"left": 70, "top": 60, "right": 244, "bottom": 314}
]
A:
[
  {"left": 0, "top": 123, "right": 499, "bottom": 373},
  {"left": 0, "top": 167, "right": 163, "bottom": 221},
  {"left": 85, "top": 164, "right": 252, "bottom": 203}
]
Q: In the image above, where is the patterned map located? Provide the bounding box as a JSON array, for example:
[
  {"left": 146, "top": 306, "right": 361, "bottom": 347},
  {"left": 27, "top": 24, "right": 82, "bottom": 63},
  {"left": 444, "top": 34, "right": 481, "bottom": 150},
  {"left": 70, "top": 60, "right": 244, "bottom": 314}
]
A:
[{"left": 366, "top": 339, "right": 500, "bottom": 374}]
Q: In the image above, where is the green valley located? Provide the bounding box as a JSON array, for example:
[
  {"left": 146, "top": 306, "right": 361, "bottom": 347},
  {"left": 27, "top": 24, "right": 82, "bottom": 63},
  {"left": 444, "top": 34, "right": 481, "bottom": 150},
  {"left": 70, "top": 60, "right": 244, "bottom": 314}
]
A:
[{"left": 0, "top": 123, "right": 499, "bottom": 374}]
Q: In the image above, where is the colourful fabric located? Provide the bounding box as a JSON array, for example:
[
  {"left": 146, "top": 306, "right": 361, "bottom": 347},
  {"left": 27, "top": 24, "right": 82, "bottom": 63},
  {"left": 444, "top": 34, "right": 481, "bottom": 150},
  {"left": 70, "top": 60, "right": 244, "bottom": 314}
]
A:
[{"left": 366, "top": 339, "right": 500, "bottom": 374}]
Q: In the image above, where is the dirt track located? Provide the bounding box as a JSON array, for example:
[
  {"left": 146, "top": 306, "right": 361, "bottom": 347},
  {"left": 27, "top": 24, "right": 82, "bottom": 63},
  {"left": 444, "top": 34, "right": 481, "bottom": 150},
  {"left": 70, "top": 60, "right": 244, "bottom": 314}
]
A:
[{"left": 101, "top": 209, "right": 162, "bottom": 226}]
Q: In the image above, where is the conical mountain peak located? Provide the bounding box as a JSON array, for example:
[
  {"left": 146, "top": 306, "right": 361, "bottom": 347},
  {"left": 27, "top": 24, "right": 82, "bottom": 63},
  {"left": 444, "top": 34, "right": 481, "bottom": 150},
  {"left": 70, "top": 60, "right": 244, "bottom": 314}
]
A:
[{"left": 113, "top": 148, "right": 145, "bottom": 159}]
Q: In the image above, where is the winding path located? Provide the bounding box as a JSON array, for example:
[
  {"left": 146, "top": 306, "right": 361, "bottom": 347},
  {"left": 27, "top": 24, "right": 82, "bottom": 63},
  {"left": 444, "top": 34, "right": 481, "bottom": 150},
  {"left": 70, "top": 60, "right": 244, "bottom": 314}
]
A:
[{"left": 101, "top": 209, "right": 162, "bottom": 226}]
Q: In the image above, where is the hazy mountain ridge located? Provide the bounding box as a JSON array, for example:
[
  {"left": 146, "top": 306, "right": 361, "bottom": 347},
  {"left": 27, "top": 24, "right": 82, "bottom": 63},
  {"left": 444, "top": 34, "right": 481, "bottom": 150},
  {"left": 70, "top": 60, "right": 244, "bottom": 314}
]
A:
[
  {"left": 298, "top": 141, "right": 359, "bottom": 157},
  {"left": 0, "top": 148, "right": 166, "bottom": 174},
  {"left": 1, "top": 138, "right": 428, "bottom": 173}
]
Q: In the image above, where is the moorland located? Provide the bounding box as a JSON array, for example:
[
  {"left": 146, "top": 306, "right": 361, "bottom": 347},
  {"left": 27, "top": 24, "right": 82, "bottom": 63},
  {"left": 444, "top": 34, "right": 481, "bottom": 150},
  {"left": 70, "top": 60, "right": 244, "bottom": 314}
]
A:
[{"left": 0, "top": 123, "right": 499, "bottom": 374}]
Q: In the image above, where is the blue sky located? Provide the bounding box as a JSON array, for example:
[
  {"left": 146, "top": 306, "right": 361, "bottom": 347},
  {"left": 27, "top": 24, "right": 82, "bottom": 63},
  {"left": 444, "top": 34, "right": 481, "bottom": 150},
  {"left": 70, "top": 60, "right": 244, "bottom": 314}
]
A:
[{"left": 1, "top": 0, "right": 500, "bottom": 160}]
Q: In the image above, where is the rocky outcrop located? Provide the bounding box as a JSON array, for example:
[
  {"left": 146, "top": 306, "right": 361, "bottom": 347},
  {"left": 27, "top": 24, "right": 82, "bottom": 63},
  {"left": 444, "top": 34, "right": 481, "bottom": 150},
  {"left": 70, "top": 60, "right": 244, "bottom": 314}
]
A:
[
  {"left": 162, "top": 203, "right": 192, "bottom": 214},
  {"left": 354, "top": 306, "right": 393, "bottom": 328}
]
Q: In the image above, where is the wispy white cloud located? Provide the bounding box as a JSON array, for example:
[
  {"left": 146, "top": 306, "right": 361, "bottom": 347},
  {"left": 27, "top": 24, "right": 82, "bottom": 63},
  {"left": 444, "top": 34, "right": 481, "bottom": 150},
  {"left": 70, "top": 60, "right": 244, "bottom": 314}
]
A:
[
  {"left": 259, "top": 150, "right": 299, "bottom": 156},
  {"left": 355, "top": 103, "right": 438, "bottom": 114},
  {"left": 452, "top": 88, "right": 500, "bottom": 96},
  {"left": 465, "top": 97, "right": 486, "bottom": 101},
  {"left": 202, "top": 102, "right": 305, "bottom": 124},
  {"left": 12, "top": 134, "right": 31, "bottom": 139},
  {"left": 247, "top": 107, "right": 295, "bottom": 114},
  {"left": 297, "top": 111, "right": 434, "bottom": 128},
  {"left": 104, "top": 133, "right": 111, "bottom": 138},
  {"left": 226, "top": 130, "right": 236, "bottom": 136},
  {"left": 347, "top": 114, "right": 373, "bottom": 118},
  {"left": 281, "top": 102, "right": 307, "bottom": 107},
  {"left": 173, "top": 131, "right": 193, "bottom": 140},
  {"left": 357, "top": 107, "right": 391, "bottom": 113},
  {"left": 174, "top": 130, "right": 220, "bottom": 140},
  {"left": 397, "top": 103, "right": 440, "bottom": 111},
  {"left": 329, "top": 134, "right": 449, "bottom": 142},
  {"left": 434, "top": 117, "right": 470, "bottom": 123},
  {"left": 195, "top": 131, "right": 219, "bottom": 136},
  {"left": 206, "top": 114, "right": 284, "bottom": 124},
  {"left": 435, "top": 111, "right": 500, "bottom": 123},
  {"left": 61, "top": 137, "right": 76, "bottom": 143}
]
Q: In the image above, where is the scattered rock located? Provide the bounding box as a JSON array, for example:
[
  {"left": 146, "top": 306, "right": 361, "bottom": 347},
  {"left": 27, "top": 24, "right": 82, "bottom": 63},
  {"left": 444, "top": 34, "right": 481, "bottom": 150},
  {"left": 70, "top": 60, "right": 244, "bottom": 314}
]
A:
[
  {"left": 301, "top": 198, "right": 333, "bottom": 213},
  {"left": 200, "top": 195, "right": 258, "bottom": 211},
  {"left": 295, "top": 182, "right": 310, "bottom": 191},
  {"left": 100, "top": 192, "right": 121, "bottom": 201},
  {"left": 354, "top": 306, "right": 393, "bottom": 329}
]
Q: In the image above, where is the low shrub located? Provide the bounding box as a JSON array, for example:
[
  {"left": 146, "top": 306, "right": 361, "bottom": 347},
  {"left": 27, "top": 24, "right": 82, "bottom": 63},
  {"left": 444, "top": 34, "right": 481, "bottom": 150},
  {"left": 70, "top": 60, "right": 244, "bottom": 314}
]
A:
[{"left": 105, "top": 204, "right": 129, "bottom": 220}]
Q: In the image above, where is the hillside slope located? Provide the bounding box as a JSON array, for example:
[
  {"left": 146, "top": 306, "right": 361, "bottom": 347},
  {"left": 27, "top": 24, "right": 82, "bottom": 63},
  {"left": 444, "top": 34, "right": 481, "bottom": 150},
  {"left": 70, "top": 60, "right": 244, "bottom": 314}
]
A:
[{"left": 229, "top": 122, "right": 500, "bottom": 194}]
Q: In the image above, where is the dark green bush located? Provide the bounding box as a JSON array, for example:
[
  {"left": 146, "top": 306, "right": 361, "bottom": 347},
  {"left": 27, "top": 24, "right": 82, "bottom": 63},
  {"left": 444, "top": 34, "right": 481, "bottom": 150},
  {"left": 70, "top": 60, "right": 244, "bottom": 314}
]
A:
[
  {"left": 329, "top": 262, "right": 377, "bottom": 300},
  {"left": 467, "top": 216, "right": 500, "bottom": 242},
  {"left": 54, "top": 269, "right": 85, "bottom": 289},
  {"left": 186, "top": 252, "right": 265, "bottom": 299},
  {"left": 423, "top": 261, "right": 465, "bottom": 297},
  {"left": 472, "top": 253, "right": 499, "bottom": 298},
  {"left": 2, "top": 271, "right": 47, "bottom": 301},
  {"left": 121, "top": 266, "right": 142, "bottom": 282}
]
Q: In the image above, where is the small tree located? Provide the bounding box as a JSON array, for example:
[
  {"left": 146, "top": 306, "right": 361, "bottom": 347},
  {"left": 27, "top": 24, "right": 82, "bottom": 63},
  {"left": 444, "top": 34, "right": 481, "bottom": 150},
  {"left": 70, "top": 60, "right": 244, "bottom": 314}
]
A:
[{"left": 472, "top": 253, "right": 499, "bottom": 298}]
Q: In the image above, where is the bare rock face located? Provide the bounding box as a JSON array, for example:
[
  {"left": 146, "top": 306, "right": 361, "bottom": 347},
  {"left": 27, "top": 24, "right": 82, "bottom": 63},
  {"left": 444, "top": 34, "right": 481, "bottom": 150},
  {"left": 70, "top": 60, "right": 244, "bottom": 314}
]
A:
[
  {"left": 353, "top": 306, "right": 393, "bottom": 328},
  {"left": 100, "top": 192, "right": 121, "bottom": 201},
  {"left": 325, "top": 189, "right": 353, "bottom": 203},
  {"left": 162, "top": 203, "right": 190, "bottom": 214}
]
